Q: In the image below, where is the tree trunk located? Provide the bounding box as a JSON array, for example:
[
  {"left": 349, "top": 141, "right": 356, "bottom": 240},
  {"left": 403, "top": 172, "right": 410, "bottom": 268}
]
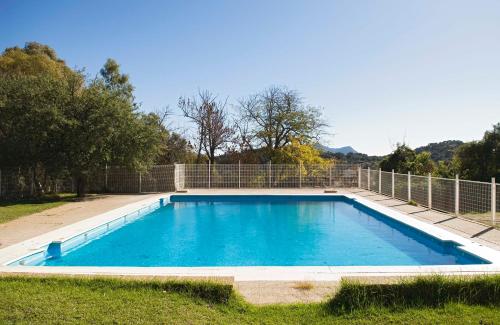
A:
[
  {"left": 209, "top": 148, "right": 215, "bottom": 164},
  {"left": 195, "top": 138, "right": 203, "bottom": 163},
  {"left": 76, "top": 175, "right": 87, "bottom": 197}
]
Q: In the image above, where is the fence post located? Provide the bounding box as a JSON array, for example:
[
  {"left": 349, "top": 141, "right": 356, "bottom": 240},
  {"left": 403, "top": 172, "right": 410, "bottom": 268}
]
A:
[
  {"left": 30, "top": 168, "right": 34, "bottom": 196},
  {"left": 173, "top": 163, "right": 177, "bottom": 191},
  {"left": 358, "top": 166, "right": 361, "bottom": 188},
  {"left": 238, "top": 160, "right": 241, "bottom": 189},
  {"left": 329, "top": 165, "right": 332, "bottom": 188},
  {"left": 455, "top": 174, "right": 460, "bottom": 216},
  {"left": 378, "top": 168, "right": 382, "bottom": 193},
  {"left": 428, "top": 173, "right": 432, "bottom": 209},
  {"left": 105, "top": 164, "right": 108, "bottom": 191},
  {"left": 492, "top": 177, "right": 496, "bottom": 225},
  {"left": 139, "top": 172, "right": 142, "bottom": 193},
  {"left": 208, "top": 161, "right": 211, "bottom": 189},
  {"left": 391, "top": 169, "right": 395, "bottom": 198},
  {"left": 299, "top": 163, "right": 302, "bottom": 188},
  {"left": 268, "top": 161, "right": 271, "bottom": 188},
  {"left": 367, "top": 167, "right": 371, "bottom": 191},
  {"left": 408, "top": 171, "right": 411, "bottom": 202}
]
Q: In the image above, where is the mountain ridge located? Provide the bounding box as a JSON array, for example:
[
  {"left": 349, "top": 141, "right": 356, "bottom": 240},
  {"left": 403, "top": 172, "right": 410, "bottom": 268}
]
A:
[{"left": 316, "top": 145, "right": 358, "bottom": 154}]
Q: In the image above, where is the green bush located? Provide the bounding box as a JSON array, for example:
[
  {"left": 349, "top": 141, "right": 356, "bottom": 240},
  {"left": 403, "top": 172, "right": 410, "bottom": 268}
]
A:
[{"left": 328, "top": 275, "right": 500, "bottom": 313}]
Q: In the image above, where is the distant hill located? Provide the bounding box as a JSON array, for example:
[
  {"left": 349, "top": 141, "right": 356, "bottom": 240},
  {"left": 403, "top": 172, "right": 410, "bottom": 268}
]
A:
[
  {"left": 415, "top": 140, "right": 463, "bottom": 162},
  {"left": 316, "top": 144, "right": 358, "bottom": 154},
  {"left": 317, "top": 140, "right": 464, "bottom": 167}
]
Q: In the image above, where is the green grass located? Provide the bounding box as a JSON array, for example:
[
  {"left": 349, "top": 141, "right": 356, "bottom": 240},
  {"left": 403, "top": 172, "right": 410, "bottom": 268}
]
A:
[
  {"left": 0, "top": 276, "right": 499, "bottom": 324},
  {"left": 0, "top": 193, "right": 76, "bottom": 224},
  {"left": 408, "top": 200, "right": 418, "bottom": 206},
  {"left": 329, "top": 275, "right": 500, "bottom": 313}
]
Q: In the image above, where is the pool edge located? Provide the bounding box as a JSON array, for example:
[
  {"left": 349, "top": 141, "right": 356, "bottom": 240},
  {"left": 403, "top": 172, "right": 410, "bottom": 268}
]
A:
[{"left": 1, "top": 192, "right": 500, "bottom": 281}]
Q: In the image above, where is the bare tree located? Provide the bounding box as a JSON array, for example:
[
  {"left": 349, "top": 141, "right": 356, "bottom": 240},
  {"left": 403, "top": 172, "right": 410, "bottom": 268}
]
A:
[
  {"left": 154, "top": 106, "right": 173, "bottom": 127},
  {"left": 178, "top": 90, "right": 233, "bottom": 163},
  {"left": 238, "top": 86, "right": 327, "bottom": 160}
]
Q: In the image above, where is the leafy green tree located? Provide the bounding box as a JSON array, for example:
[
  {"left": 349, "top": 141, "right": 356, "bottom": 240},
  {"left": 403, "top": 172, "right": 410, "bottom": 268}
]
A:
[
  {"left": 408, "top": 151, "right": 436, "bottom": 175},
  {"left": 379, "top": 144, "right": 416, "bottom": 173},
  {"left": 272, "top": 139, "right": 327, "bottom": 165},
  {"left": 0, "top": 43, "right": 166, "bottom": 197},
  {"left": 0, "top": 42, "right": 77, "bottom": 79},
  {"left": 100, "top": 58, "right": 134, "bottom": 100},
  {"left": 434, "top": 160, "right": 455, "bottom": 178},
  {"left": 61, "top": 68, "right": 163, "bottom": 196},
  {"left": 0, "top": 75, "right": 77, "bottom": 176},
  {"left": 452, "top": 123, "right": 499, "bottom": 181},
  {"left": 0, "top": 42, "right": 82, "bottom": 173},
  {"left": 379, "top": 145, "right": 437, "bottom": 175},
  {"left": 155, "top": 132, "right": 196, "bottom": 164}
]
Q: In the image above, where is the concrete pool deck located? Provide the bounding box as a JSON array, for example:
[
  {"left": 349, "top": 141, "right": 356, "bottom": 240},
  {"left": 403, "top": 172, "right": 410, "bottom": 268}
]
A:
[
  {"left": 346, "top": 189, "right": 500, "bottom": 251},
  {"left": 0, "top": 194, "right": 160, "bottom": 249},
  {"left": 1, "top": 189, "right": 500, "bottom": 304}
]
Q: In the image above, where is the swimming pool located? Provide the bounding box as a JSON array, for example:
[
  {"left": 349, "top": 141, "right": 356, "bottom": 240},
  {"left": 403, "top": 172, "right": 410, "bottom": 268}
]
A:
[{"left": 12, "top": 195, "right": 488, "bottom": 267}]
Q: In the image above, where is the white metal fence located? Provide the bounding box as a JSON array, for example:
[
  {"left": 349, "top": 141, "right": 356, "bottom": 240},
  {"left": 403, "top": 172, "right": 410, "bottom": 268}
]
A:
[
  {"left": 177, "top": 163, "right": 359, "bottom": 189},
  {"left": 359, "top": 168, "right": 499, "bottom": 227},
  {"left": 1, "top": 164, "right": 497, "bottom": 227},
  {"left": 0, "top": 164, "right": 358, "bottom": 198},
  {"left": 0, "top": 165, "right": 176, "bottom": 198}
]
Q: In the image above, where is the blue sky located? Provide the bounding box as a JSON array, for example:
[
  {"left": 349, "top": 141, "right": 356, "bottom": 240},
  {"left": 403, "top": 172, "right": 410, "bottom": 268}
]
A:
[{"left": 1, "top": 0, "right": 499, "bottom": 155}]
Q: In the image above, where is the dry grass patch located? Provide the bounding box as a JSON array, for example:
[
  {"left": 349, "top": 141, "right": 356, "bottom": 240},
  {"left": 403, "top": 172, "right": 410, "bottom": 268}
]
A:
[{"left": 293, "top": 281, "right": 315, "bottom": 291}]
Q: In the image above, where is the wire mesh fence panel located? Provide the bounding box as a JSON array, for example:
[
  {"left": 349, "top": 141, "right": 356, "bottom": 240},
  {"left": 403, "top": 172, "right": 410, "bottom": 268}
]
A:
[
  {"left": 184, "top": 164, "right": 209, "bottom": 188},
  {"left": 272, "top": 165, "right": 300, "bottom": 188},
  {"left": 240, "top": 164, "right": 267, "bottom": 188},
  {"left": 141, "top": 165, "right": 175, "bottom": 192},
  {"left": 431, "top": 177, "right": 455, "bottom": 213},
  {"left": 0, "top": 168, "right": 77, "bottom": 199},
  {"left": 410, "top": 175, "right": 428, "bottom": 207},
  {"left": 459, "top": 180, "right": 492, "bottom": 225},
  {"left": 106, "top": 166, "right": 140, "bottom": 193},
  {"left": 370, "top": 169, "right": 378, "bottom": 192},
  {"left": 331, "top": 164, "right": 359, "bottom": 187},
  {"left": 301, "top": 165, "right": 329, "bottom": 188},
  {"left": 394, "top": 173, "right": 408, "bottom": 201},
  {"left": 0, "top": 168, "right": 32, "bottom": 198},
  {"left": 178, "top": 164, "right": 360, "bottom": 189},
  {"left": 380, "top": 171, "right": 392, "bottom": 196},
  {"left": 211, "top": 164, "right": 239, "bottom": 188},
  {"left": 50, "top": 177, "right": 74, "bottom": 194},
  {"left": 360, "top": 169, "right": 368, "bottom": 190},
  {"left": 87, "top": 169, "right": 105, "bottom": 193},
  {"left": 370, "top": 169, "right": 379, "bottom": 193}
]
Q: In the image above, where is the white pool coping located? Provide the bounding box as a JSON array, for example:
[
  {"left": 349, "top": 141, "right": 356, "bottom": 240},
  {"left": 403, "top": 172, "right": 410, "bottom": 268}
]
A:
[{"left": 1, "top": 192, "right": 500, "bottom": 282}]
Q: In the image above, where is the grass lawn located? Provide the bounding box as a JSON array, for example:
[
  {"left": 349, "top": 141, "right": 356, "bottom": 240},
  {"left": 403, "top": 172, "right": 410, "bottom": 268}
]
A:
[
  {"left": 0, "top": 276, "right": 499, "bottom": 324},
  {"left": 0, "top": 193, "right": 76, "bottom": 224}
]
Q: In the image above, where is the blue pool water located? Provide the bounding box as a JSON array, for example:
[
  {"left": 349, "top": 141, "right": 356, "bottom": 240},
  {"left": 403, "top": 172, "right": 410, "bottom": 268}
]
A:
[{"left": 37, "top": 195, "right": 486, "bottom": 267}]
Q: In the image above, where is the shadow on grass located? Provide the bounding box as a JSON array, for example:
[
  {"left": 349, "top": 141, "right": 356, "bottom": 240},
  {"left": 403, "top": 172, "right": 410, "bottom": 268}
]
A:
[{"left": 0, "top": 193, "right": 78, "bottom": 207}]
